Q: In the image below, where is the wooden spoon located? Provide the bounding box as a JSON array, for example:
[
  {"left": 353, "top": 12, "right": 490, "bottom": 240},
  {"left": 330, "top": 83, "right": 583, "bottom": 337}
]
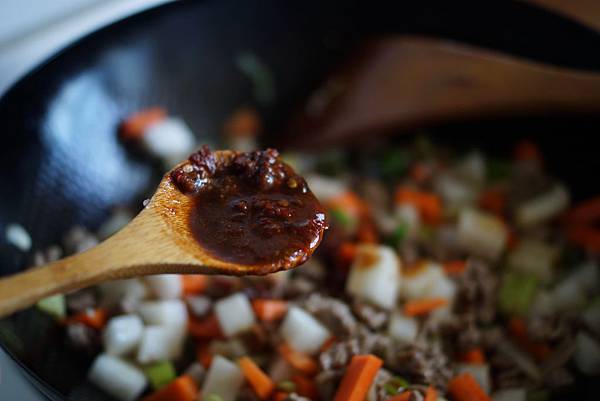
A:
[
  {"left": 283, "top": 36, "right": 600, "bottom": 148},
  {"left": 0, "top": 149, "right": 326, "bottom": 317}
]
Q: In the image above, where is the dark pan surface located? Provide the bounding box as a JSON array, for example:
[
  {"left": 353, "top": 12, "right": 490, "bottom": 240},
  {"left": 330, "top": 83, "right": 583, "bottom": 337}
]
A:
[{"left": 1, "top": 0, "right": 600, "bottom": 400}]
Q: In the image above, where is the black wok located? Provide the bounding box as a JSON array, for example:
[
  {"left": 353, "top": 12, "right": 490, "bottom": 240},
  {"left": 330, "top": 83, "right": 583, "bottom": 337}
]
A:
[{"left": 1, "top": 0, "right": 599, "bottom": 400}]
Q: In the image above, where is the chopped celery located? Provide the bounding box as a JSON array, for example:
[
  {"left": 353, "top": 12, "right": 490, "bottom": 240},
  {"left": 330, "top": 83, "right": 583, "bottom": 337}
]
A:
[
  {"left": 384, "top": 383, "right": 399, "bottom": 396},
  {"left": 329, "top": 208, "right": 356, "bottom": 229},
  {"left": 387, "top": 223, "right": 408, "bottom": 248},
  {"left": 144, "top": 361, "right": 176, "bottom": 390},
  {"left": 384, "top": 376, "right": 410, "bottom": 396},
  {"left": 487, "top": 159, "right": 511, "bottom": 182},
  {"left": 389, "top": 376, "right": 410, "bottom": 388},
  {"left": 206, "top": 394, "right": 224, "bottom": 401},
  {"left": 380, "top": 149, "right": 409, "bottom": 180},
  {"left": 36, "top": 294, "right": 65, "bottom": 319},
  {"left": 277, "top": 380, "right": 296, "bottom": 392},
  {"left": 499, "top": 272, "right": 538, "bottom": 316}
]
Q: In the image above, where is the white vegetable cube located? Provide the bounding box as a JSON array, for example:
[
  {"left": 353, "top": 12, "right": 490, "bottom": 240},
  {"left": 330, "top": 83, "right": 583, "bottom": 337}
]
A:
[
  {"left": 304, "top": 174, "right": 348, "bottom": 202},
  {"left": 575, "top": 332, "right": 600, "bottom": 375},
  {"left": 88, "top": 354, "right": 147, "bottom": 401},
  {"left": 346, "top": 245, "right": 401, "bottom": 309},
  {"left": 457, "top": 363, "right": 491, "bottom": 393},
  {"left": 103, "top": 314, "right": 144, "bottom": 356},
  {"left": 137, "top": 325, "right": 185, "bottom": 364},
  {"left": 388, "top": 311, "right": 418, "bottom": 343},
  {"left": 138, "top": 299, "right": 188, "bottom": 328},
  {"left": 401, "top": 262, "right": 444, "bottom": 301},
  {"left": 144, "top": 274, "right": 182, "bottom": 299},
  {"left": 280, "top": 307, "right": 330, "bottom": 354},
  {"left": 507, "top": 239, "right": 559, "bottom": 283},
  {"left": 457, "top": 208, "right": 507, "bottom": 260},
  {"left": 435, "top": 173, "right": 478, "bottom": 208},
  {"left": 214, "top": 293, "right": 256, "bottom": 337},
  {"left": 142, "top": 117, "right": 195, "bottom": 161},
  {"left": 202, "top": 355, "right": 244, "bottom": 401},
  {"left": 516, "top": 184, "right": 569, "bottom": 227}
]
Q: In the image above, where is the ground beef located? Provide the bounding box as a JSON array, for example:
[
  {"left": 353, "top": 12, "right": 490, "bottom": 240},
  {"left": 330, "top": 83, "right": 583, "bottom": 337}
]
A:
[
  {"left": 543, "top": 367, "right": 574, "bottom": 389},
  {"left": 356, "top": 325, "right": 392, "bottom": 359},
  {"left": 301, "top": 294, "right": 358, "bottom": 338},
  {"left": 370, "top": 368, "right": 393, "bottom": 401},
  {"left": 66, "top": 288, "right": 98, "bottom": 313},
  {"left": 386, "top": 343, "right": 452, "bottom": 390},
  {"left": 65, "top": 323, "right": 99, "bottom": 353},
  {"left": 455, "top": 259, "right": 498, "bottom": 323},
  {"left": 315, "top": 370, "right": 343, "bottom": 401},
  {"left": 527, "top": 315, "right": 573, "bottom": 343},
  {"left": 286, "top": 277, "right": 316, "bottom": 297},
  {"left": 429, "top": 314, "right": 482, "bottom": 353},
  {"left": 319, "top": 339, "right": 360, "bottom": 371},
  {"left": 352, "top": 300, "right": 389, "bottom": 330}
]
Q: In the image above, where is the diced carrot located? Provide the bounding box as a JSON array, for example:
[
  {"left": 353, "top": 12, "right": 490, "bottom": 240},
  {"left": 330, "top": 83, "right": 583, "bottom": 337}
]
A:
[
  {"left": 273, "top": 391, "right": 289, "bottom": 401},
  {"left": 278, "top": 344, "right": 319, "bottom": 376},
  {"left": 514, "top": 140, "right": 542, "bottom": 164},
  {"left": 120, "top": 107, "right": 166, "bottom": 140},
  {"left": 565, "top": 196, "right": 600, "bottom": 224},
  {"left": 357, "top": 220, "right": 378, "bottom": 244},
  {"left": 457, "top": 348, "right": 486, "bottom": 365},
  {"left": 141, "top": 375, "right": 198, "bottom": 401},
  {"left": 252, "top": 299, "right": 289, "bottom": 322},
  {"left": 196, "top": 343, "right": 213, "bottom": 368},
  {"left": 394, "top": 187, "right": 442, "bottom": 225},
  {"left": 478, "top": 188, "right": 505, "bottom": 216},
  {"left": 292, "top": 375, "right": 319, "bottom": 400},
  {"left": 447, "top": 372, "right": 492, "bottom": 401},
  {"left": 188, "top": 314, "right": 223, "bottom": 340},
  {"left": 566, "top": 225, "right": 600, "bottom": 253},
  {"left": 508, "top": 318, "right": 551, "bottom": 362},
  {"left": 443, "top": 260, "right": 467, "bottom": 276},
  {"left": 338, "top": 243, "right": 358, "bottom": 268},
  {"left": 424, "top": 386, "right": 437, "bottom": 401},
  {"left": 239, "top": 356, "right": 276, "bottom": 400},
  {"left": 386, "top": 392, "right": 412, "bottom": 401},
  {"left": 66, "top": 308, "right": 107, "bottom": 330},
  {"left": 403, "top": 298, "right": 448, "bottom": 317},
  {"left": 181, "top": 275, "right": 208, "bottom": 295},
  {"left": 223, "top": 107, "right": 262, "bottom": 138},
  {"left": 327, "top": 192, "right": 368, "bottom": 219},
  {"left": 332, "top": 354, "right": 383, "bottom": 401},
  {"left": 320, "top": 336, "right": 337, "bottom": 353}
]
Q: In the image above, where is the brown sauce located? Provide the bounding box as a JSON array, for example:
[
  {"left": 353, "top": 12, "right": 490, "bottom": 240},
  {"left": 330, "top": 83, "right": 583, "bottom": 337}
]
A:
[{"left": 171, "top": 146, "right": 327, "bottom": 269}]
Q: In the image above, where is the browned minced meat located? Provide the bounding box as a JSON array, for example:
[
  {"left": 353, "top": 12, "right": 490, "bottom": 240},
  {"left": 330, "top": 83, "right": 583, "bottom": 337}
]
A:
[
  {"left": 319, "top": 339, "right": 360, "bottom": 371},
  {"left": 170, "top": 146, "right": 327, "bottom": 269},
  {"left": 387, "top": 343, "right": 452, "bottom": 391},
  {"left": 315, "top": 370, "right": 343, "bottom": 401},
  {"left": 352, "top": 300, "right": 389, "bottom": 330},
  {"left": 301, "top": 294, "right": 358, "bottom": 338},
  {"left": 455, "top": 259, "right": 498, "bottom": 323}
]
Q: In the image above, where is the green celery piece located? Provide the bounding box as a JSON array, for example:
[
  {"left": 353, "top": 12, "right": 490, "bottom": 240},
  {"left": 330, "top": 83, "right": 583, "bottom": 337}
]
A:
[
  {"left": 36, "top": 294, "right": 65, "bottom": 319},
  {"left": 388, "top": 223, "right": 408, "bottom": 248},
  {"left": 380, "top": 149, "right": 409, "bottom": 180},
  {"left": 499, "top": 271, "right": 538, "bottom": 316},
  {"left": 144, "top": 361, "right": 176, "bottom": 390},
  {"left": 389, "top": 376, "right": 410, "bottom": 388},
  {"left": 206, "top": 394, "right": 224, "bottom": 401},
  {"left": 277, "top": 380, "right": 296, "bottom": 392},
  {"left": 329, "top": 208, "right": 356, "bottom": 229}
]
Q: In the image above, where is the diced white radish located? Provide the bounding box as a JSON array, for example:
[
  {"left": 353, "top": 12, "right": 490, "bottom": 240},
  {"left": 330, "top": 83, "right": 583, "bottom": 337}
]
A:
[
  {"left": 186, "top": 295, "right": 212, "bottom": 318},
  {"left": 435, "top": 173, "right": 478, "bottom": 208},
  {"left": 507, "top": 239, "right": 559, "bottom": 283},
  {"left": 138, "top": 299, "right": 188, "bottom": 328},
  {"left": 492, "top": 388, "right": 526, "bottom": 401},
  {"left": 5, "top": 223, "right": 32, "bottom": 251},
  {"left": 427, "top": 273, "right": 457, "bottom": 303},
  {"left": 346, "top": 245, "right": 401, "bottom": 309},
  {"left": 214, "top": 293, "right": 256, "bottom": 337},
  {"left": 456, "top": 363, "right": 491, "bottom": 393},
  {"left": 515, "top": 184, "right": 569, "bottom": 227},
  {"left": 88, "top": 354, "right": 147, "bottom": 401},
  {"left": 98, "top": 279, "right": 147, "bottom": 309},
  {"left": 388, "top": 311, "right": 418, "bottom": 343},
  {"left": 583, "top": 299, "right": 600, "bottom": 335},
  {"left": 394, "top": 204, "right": 420, "bottom": 236},
  {"left": 280, "top": 306, "right": 330, "bottom": 354},
  {"left": 103, "top": 314, "right": 144, "bottom": 356},
  {"left": 575, "top": 332, "right": 600, "bottom": 375},
  {"left": 202, "top": 355, "right": 245, "bottom": 401},
  {"left": 457, "top": 208, "right": 507, "bottom": 260},
  {"left": 141, "top": 117, "right": 195, "bottom": 161},
  {"left": 97, "top": 208, "right": 134, "bottom": 239},
  {"left": 305, "top": 174, "right": 348, "bottom": 202},
  {"left": 401, "top": 261, "right": 444, "bottom": 301},
  {"left": 144, "top": 275, "right": 182, "bottom": 299},
  {"left": 137, "top": 325, "right": 185, "bottom": 364}
]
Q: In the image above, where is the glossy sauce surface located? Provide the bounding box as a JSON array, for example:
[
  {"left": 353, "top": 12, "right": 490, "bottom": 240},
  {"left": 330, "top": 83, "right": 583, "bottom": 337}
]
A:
[{"left": 171, "top": 147, "right": 327, "bottom": 270}]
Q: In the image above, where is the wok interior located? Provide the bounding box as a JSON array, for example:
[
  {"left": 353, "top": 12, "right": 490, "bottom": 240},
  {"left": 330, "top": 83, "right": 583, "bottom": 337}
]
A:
[{"left": 1, "top": 1, "right": 600, "bottom": 400}]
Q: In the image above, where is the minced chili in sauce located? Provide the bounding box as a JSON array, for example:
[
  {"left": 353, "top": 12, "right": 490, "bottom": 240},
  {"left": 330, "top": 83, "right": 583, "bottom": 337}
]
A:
[{"left": 171, "top": 146, "right": 327, "bottom": 269}]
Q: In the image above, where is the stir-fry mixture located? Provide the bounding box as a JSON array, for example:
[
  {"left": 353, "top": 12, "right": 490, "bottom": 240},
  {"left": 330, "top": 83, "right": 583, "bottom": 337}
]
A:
[{"left": 21, "top": 107, "right": 600, "bottom": 401}]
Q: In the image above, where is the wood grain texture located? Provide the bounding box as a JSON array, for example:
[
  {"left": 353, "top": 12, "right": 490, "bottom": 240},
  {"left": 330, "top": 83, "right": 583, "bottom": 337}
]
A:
[
  {"left": 0, "top": 157, "right": 286, "bottom": 317},
  {"left": 285, "top": 36, "right": 600, "bottom": 148},
  {"left": 525, "top": 0, "right": 600, "bottom": 31}
]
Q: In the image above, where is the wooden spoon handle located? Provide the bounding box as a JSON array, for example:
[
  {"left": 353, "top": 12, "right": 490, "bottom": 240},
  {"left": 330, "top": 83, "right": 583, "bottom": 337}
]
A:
[
  {"left": 285, "top": 36, "right": 600, "bottom": 147},
  {"left": 0, "top": 207, "right": 197, "bottom": 317}
]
